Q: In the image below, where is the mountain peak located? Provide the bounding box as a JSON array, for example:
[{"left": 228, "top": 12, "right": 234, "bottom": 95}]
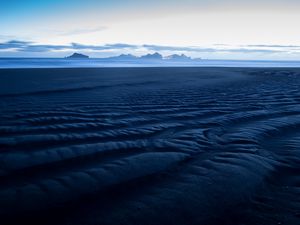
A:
[
  {"left": 166, "top": 54, "right": 191, "bottom": 60},
  {"left": 109, "top": 54, "right": 137, "bottom": 60},
  {"left": 66, "top": 53, "right": 89, "bottom": 59},
  {"left": 140, "top": 52, "right": 163, "bottom": 60}
]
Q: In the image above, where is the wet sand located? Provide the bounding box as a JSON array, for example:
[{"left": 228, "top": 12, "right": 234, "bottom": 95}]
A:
[{"left": 0, "top": 67, "right": 299, "bottom": 225}]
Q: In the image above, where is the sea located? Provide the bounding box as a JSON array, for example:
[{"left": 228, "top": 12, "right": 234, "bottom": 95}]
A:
[{"left": 1, "top": 58, "right": 300, "bottom": 68}]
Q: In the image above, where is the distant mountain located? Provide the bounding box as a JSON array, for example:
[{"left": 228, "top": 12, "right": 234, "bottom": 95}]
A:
[
  {"left": 109, "top": 54, "right": 137, "bottom": 60},
  {"left": 166, "top": 54, "right": 192, "bottom": 61},
  {"left": 140, "top": 52, "right": 163, "bottom": 60},
  {"left": 193, "top": 57, "right": 202, "bottom": 61},
  {"left": 66, "top": 53, "right": 89, "bottom": 59},
  {"left": 64, "top": 52, "right": 201, "bottom": 63}
]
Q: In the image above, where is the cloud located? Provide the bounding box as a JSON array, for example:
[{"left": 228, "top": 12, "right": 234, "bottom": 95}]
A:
[
  {"left": 223, "top": 48, "right": 284, "bottom": 54},
  {"left": 19, "top": 44, "right": 69, "bottom": 52},
  {"left": 0, "top": 40, "right": 69, "bottom": 52},
  {"left": 0, "top": 40, "right": 294, "bottom": 56},
  {"left": 70, "top": 43, "right": 138, "bottom": 50},
  {"left": 142, "top": 44, "right": 284, "bottom": 54},
  {"left": 0, "top": 40, "right": 138, "bottom": 52},
  {"left": 0, "top": 40, "right": 33, "bottom": 50},
  {"left": 244, "top": 44, "right": 300, "bottom": 48},
  {"left": 107, "top": 43, "right": 138, "bottom": 49},
  {"left": 143, "top": 44, "right": 217, "bottom": 52}
]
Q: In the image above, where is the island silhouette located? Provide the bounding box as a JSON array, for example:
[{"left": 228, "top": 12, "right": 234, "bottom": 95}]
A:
[
  {"left": 66, "top": 53, "right": 89, "bottom": 59},
  {"left": 65, "top": 52, "right": 199, "bottom": 62}
]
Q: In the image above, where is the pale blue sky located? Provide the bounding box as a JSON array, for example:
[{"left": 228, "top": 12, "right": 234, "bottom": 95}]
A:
[{"left": 1, "top": 0, "right": 300, "bottom": 59}]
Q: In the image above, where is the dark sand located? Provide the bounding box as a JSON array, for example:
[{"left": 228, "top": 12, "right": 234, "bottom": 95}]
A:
[{"left": 0, "top": 67, "right": 299, "bottom": 225}]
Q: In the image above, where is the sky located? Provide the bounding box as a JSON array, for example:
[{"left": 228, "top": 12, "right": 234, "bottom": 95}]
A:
[{"left": 1, "top": 0, "right": 300, "bottom": 59}]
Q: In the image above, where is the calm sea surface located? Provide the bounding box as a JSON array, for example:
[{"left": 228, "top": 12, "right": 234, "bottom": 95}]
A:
[{"left": 1, "top": 58, "right": 300, "bottom": 68}]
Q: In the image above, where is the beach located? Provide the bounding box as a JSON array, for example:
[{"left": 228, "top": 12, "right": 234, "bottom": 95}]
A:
[{"left": 0, "top": 67, "right": 299, "bottom": 225}]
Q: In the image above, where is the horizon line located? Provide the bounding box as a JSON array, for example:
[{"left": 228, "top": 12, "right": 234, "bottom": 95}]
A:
[{"left": 1, "top": 56, "right": 300, "bottom": 63}]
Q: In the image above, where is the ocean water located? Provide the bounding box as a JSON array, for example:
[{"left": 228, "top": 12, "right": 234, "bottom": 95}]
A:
[
  {"left": 1, "top": 67, "right": 300, "bottom": 225},
  {"left": 1, "top": 58, "right": 300, "bottom": 68}
]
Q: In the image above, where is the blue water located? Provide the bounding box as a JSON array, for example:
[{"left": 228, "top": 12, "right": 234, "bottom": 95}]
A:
[{"left": 1, "top": 58, "right": 300, "bottom": 68}]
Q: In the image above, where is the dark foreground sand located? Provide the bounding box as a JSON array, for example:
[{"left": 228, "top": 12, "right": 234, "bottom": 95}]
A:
[{"left": 0, "top": 67, "right": 299, "bottom": 225}]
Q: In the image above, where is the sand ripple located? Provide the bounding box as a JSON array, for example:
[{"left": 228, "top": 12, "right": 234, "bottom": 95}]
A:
[{"left": 0, "top": 68, "right": 300, "bottom": 225}]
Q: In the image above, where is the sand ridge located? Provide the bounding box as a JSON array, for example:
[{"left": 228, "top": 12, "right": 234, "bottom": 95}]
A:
[{"left": 0, "top": 67, "right": 299, "bottom": 225}]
